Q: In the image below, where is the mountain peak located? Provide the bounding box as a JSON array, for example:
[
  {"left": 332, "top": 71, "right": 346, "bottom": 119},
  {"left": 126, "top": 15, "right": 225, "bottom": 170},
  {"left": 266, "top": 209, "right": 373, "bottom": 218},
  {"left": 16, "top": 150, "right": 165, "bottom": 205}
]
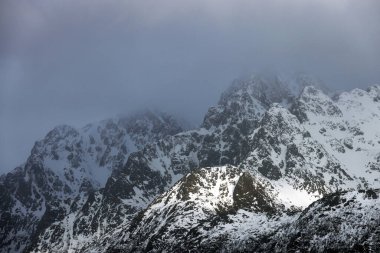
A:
[
  {"left": 114, "top": 166, "right": 279, "bottom": 252},
  {"left": 201, "top": 75, "right": 289, "bottom": 129},
  {"left": 367, "top": 84, "right": 380, "bottom": 94},
  {"left": 44, "top": 124, "right": 79, "bottom": 142},
  {"left": 293, "top": 73, "right": 330, "bottom": 94},
  {"left": 220, "top": 74, "right": 292, "bottom": 107}
]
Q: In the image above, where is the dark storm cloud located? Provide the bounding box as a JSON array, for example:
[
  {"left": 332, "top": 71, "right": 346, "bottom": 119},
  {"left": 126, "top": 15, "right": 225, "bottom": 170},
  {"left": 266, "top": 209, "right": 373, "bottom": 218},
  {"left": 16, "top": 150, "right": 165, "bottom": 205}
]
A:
[{"left": 1, "top": 0, "right": 380, "bottom": 173}]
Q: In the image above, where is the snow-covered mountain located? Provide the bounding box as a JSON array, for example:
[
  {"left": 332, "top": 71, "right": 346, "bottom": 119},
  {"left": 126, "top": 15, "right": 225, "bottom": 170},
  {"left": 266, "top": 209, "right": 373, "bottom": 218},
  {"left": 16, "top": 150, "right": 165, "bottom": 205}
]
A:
[
  {"left": 1, "top": 74, "right": 379, "bottom": 252},
  {"left": 0, "top": 110, "right": 185, "bottom": 252},
  {"left": 106, "top": 168, "right": 379, "bottom": 252}
]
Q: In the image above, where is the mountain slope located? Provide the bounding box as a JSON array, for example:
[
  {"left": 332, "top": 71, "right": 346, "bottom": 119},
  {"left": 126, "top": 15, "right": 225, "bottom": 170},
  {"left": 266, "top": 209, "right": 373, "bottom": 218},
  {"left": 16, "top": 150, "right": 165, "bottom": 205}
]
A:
[
  {"left": 292, "top": 85, "right": 380, "bottom": 188},
  {"left": 241, "top": 103, "right": 354, "bottom": 208}
]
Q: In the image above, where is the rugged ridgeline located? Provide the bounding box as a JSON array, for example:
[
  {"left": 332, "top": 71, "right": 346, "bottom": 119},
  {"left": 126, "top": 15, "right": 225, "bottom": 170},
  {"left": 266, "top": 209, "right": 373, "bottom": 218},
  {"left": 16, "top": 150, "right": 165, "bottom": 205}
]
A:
[
  {"left": 1, "top": 74, "right": 380, "bottom": 252},
  {"left": 0, "top": 111, "right": 185, "bottom": 253}
]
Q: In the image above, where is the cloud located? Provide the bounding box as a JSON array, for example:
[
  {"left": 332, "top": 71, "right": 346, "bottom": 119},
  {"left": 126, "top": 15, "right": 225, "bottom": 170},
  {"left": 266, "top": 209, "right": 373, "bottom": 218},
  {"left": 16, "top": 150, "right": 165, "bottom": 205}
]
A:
[{"left": 1, "top": 0, "right": 380, "bottom": 173}]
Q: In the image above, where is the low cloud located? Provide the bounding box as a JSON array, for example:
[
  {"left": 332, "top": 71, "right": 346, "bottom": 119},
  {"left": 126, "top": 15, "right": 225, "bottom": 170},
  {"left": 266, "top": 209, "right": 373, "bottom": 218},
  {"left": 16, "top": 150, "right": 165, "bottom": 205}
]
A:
[{"left": 1, "top": 0, "right": 379, "bottom": 172}]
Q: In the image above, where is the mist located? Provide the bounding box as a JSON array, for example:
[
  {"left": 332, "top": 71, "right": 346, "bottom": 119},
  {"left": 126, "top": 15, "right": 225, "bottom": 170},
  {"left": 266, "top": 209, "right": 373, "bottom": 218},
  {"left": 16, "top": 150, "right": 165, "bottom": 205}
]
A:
[{"left": 1, "top": 0, "right": 380, "bottom": 173}]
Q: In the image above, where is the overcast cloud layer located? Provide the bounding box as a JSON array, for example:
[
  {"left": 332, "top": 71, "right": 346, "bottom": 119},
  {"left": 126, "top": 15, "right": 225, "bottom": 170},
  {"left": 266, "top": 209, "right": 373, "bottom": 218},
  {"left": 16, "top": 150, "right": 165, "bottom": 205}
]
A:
[{"left": 1, "top": 0, "right": 380, "bottom": 173}]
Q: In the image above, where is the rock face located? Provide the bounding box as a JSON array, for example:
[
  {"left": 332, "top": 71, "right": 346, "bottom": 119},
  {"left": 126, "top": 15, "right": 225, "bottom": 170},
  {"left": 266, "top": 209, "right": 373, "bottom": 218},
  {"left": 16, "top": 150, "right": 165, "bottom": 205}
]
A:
[{"left": 1, "top": 74, "right": 380, "bottom": 253}]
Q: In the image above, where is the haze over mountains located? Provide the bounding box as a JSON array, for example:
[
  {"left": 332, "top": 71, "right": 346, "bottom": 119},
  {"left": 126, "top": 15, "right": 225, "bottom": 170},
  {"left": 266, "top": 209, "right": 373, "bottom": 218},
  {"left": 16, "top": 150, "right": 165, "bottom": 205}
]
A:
[
  {"left": 1, "top": 74, "right": 379, "bottom": 252},
  {"left": 2, "top": 0, "right": 380, "bottom": 174}
]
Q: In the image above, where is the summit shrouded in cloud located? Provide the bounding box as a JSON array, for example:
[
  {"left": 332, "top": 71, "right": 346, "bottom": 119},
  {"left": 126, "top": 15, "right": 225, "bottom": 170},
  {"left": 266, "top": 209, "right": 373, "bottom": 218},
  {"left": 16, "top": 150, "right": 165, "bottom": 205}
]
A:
[
  {"left": 1, "top": 1, "right": 380, "bottom": 252},
  {"left": 1, "top": 0, "right": 380, "bottom": 173},
  {"left": 1, "top": 67, "right": 380, "bottom": 252}
]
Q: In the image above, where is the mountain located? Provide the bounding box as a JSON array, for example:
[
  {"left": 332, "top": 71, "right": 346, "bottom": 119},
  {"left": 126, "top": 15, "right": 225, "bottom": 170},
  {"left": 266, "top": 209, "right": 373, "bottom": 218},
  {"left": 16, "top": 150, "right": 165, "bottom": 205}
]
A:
[
  {"left": 0, "top": 110, "right": 185, "bottom": 253},
  {"left": 1, "top": 74, "right": 379, "bottom": 252},
  {"left": 106, "top": 168, "right": 379, "bottom": 253},
  {"left": 27, "top": 74, "right": 282, "bottom": 252},
  {"left": 90, "top": 77, "right": 379, "bottom": 252},
  {"left": 108, "top": 166, "right": 282, "bottom": 252}
]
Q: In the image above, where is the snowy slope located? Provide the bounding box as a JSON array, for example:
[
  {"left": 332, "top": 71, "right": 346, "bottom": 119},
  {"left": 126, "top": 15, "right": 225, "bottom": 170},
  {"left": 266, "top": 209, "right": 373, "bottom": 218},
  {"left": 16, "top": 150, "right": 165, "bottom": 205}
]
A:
[
  {"left": 254, "top": 189, "right": 380, "bottom": 252},
  {"left": 292, "top": 85, "right": 380, "bottom": 188},
  {"left": 241, "top": 103, "right": 353, "bottom": 208}
]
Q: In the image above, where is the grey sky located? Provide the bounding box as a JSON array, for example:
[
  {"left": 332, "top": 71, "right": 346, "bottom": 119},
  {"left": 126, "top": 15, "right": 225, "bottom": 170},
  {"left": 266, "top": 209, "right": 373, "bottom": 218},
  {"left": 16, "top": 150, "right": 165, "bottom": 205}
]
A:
[{"left": 1, "top": 0, "right": 380, "bottom": 174}]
